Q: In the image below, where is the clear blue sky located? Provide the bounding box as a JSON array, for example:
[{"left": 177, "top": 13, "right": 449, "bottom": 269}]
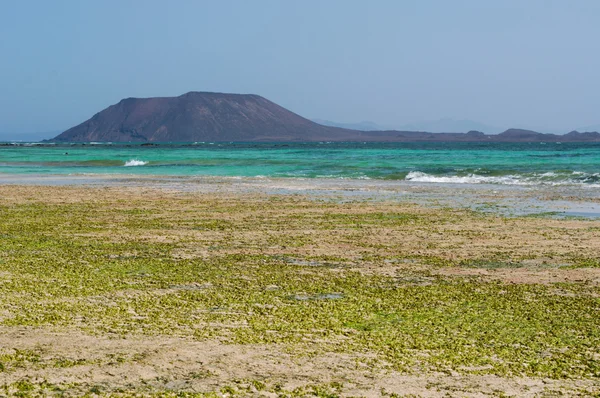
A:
[{"left": 1, "top": 0, "right": 599, "bottom": 136}]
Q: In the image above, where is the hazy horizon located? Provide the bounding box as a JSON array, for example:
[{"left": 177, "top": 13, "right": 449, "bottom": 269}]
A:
[{"left": 1, "top": 0, "right": 599, "bottom": 138}]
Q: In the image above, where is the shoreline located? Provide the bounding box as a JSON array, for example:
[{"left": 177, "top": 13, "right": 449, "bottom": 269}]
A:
[{"left": 2, "top": 172, "right": 600, "bottom": 218}]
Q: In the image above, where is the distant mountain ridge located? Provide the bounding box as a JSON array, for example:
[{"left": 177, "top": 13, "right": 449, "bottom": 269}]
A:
[
  {"left": 313, "top": 118, "right": 504, "bottom": 133},
  {"left": 576, "top": 124, "right": 600, "bottom": 133},
  {"left": 52, "top": 92, "right": 600, "bottom": 143},
  {"left": 396, "top": 118, "right": 500, "bottom": 134},
  {"left": 311, "top": 119, "right": 384, "bottom": 131}
]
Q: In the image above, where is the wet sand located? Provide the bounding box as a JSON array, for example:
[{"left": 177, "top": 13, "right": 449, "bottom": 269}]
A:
[{"left": 2, "top": 173, "right": 600, "bottom": 217}]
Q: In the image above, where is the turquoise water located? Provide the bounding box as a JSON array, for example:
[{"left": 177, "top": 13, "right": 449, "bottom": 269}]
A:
[{"left": 1, "top": 142, "right": 600, "bottom": 186}]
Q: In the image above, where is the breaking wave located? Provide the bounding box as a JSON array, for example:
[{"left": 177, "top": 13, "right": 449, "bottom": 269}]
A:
[
  {"left": 405, "top": 171, "right": 600, "bottom": 186},
  {"left": 124, "top": 159, "right": 148, "bottom": 167}
]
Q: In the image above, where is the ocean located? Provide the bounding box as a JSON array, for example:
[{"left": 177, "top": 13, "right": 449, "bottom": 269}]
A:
[{"left": 1, "top": 141, "right": 600, "bottom": 187}]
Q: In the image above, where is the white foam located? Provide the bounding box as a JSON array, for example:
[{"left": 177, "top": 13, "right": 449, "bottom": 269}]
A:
[
  {"left": 124, "top": 159, "right": 148, "bottom": 167},
  {"left": 404, "top": 171, "right": 581, "bottom": 186},
  {"left": 405, "top": 171, "right": 500, "bottom": 184}
]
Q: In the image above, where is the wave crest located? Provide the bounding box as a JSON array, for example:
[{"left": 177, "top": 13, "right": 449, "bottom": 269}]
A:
[
  {"left": 124, "top": 159, "right": 148, "bottom": 167},
  {"left": 405, "top": 171, "right": 600, "bottom": 186}
]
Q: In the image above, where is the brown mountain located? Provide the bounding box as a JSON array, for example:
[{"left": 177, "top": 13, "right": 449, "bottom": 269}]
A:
[
  {"left": 52, "top": 92, "right": 600, "bottom": 142},
  {"left": 53, "top": 92, "right": 361, "bottom": 142}
]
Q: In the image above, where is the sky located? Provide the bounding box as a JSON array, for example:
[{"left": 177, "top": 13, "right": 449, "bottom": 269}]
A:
[{"left": 1, "top": 0, "right": 599, "bottom": 137}]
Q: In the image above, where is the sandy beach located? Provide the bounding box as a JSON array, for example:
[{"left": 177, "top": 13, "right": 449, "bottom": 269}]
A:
[
  {"left": 0, "top": 177, "right": 599, "bottom": 397},
  {"left": 4, "top": 0, "right": 600, "bottom": 395}
]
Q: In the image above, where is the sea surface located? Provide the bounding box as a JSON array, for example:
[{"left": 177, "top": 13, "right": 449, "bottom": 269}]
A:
[{"left": 1, "top": 141, "right": 600, "bottom": 187}]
